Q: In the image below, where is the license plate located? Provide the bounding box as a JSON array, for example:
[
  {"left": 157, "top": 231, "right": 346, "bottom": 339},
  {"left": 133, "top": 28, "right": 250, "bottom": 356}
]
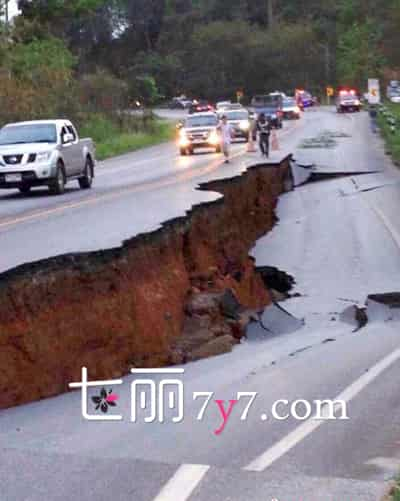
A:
[
  {"left": 5, "top": 173, "right": 22, "bottom": 182},
  {"left": 193, "top": 139, "right": 203, "bottom": 144}
]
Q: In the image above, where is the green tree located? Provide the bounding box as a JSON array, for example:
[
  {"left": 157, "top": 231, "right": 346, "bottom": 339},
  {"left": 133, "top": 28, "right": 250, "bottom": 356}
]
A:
[
  {"left": 128, "top": 74, "right": 161, "bottom": 105},
  {"left": 8, "top": 37, "right": 76, "bottom": 79},
  {"left": 337, "top": 20, "right": 385, "bottom": 87}
]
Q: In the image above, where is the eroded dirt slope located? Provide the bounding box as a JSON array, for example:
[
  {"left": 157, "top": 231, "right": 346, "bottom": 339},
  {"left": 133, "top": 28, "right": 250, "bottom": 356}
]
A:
[{"left": 0, "top": 158, "right": 290, "bottom": 409}]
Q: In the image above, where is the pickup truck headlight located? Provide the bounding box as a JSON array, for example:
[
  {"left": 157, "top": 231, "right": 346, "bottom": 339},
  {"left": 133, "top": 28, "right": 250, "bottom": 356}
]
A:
[
  {"left": 208, "top": 130, "right": 220, "bottom": 146},
  {"left": 36, "top": 151, "right": 52, "bottom": 163},
  {"left": 178, "top": 130, "right": 189, "bottom": 147},
  {"left": 239, "top": 120, "right": 250, "bottom": 131}
]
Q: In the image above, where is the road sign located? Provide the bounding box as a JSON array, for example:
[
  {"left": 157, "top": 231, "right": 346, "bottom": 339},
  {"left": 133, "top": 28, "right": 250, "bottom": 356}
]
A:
[
  {"left": 368, "top": 79, "right": 381, "bottom": 104},
  {"left": 326, "top": 86, "right": 334, "bottom": 97}
]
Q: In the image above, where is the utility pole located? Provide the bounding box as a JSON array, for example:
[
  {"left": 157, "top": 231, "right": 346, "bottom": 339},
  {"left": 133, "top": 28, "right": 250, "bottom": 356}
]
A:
[
  {"left": 324, "top": 44, "right": 330, "bottom": 86},
  {"left": 318, "top": 42, "right": 331, "bottom": 104},
  {"left": 267, "top": 0, "right": 274, "bottom": 28},
  {"left": 2, "top": 0, "right": 9, "bottom": 32}
]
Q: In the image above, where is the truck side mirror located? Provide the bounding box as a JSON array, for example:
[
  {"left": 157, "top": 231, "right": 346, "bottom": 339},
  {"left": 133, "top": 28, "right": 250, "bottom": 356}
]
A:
[{"left": 62, "top": 133, "right": 74, "bottom": 144}]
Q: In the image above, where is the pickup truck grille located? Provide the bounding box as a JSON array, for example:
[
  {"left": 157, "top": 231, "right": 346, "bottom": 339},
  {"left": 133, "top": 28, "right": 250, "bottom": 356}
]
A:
[
  {"left": 188, "top": 130, "right": 210, "bottom": 140},
  {"left": 3, "top": 154, "right": 23, "bottom": 165},
  {"left": 189, "top": 134, "right": 207, "bottom": 140}
]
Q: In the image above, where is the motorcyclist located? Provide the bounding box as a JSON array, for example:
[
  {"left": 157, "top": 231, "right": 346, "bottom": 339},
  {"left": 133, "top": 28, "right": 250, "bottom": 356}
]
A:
[{"left": 256, "top": 113, "right": 272, "bottom": 157}]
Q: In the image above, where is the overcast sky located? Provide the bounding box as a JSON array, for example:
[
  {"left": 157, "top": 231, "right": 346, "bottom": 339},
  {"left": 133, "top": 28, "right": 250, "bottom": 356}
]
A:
[{"left": 7, "top": 0, "right": 19, "bottom": 18}]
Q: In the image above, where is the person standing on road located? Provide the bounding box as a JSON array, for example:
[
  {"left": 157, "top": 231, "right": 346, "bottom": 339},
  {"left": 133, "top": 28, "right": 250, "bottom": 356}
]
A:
[
  {"left": 218, "top": 115, "right": 233, "bottom": 163},
  {"left": 256, "top": 113, "right": 272, "bottom": 157},
  {"left": 369, "top": 104, "right": 378, "bottom": 133}
]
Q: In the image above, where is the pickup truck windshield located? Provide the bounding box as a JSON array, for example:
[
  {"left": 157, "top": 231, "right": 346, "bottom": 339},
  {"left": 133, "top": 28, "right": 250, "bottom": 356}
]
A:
[
  {"left": 225, "top": 111, "right": 249, "bottom": 120},
  {"left": 251, "top": 96, "right": 281, "bottom": 108},
  {"left": 185, "top": 116, "right": 218, "bottom": 127},
  {"left": 339, "top": 92, "right": 358, "bottom": 100},
  {"left": 0, "top": 124, "right": 57, "bottom": 145},
  {"left": 283, "top": 99, "right": 296, "bottom": 106}
]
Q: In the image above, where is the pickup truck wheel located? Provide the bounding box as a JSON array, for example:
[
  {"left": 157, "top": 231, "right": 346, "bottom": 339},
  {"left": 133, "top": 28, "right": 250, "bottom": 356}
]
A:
[
  {"left": 19, "top": 186, "right": 31, "bottom": 194},
  {"left": 49, "top": 163, "right": 65, "bottom": 195},
  {"left": 79, "top": 157, "right": 93, "bottom": 189}
]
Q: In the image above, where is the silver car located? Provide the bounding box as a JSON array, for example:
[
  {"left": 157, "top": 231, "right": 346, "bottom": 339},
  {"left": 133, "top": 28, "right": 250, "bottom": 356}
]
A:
[{"left": 0, "top": 119, "right": 96, "bottom": 195}]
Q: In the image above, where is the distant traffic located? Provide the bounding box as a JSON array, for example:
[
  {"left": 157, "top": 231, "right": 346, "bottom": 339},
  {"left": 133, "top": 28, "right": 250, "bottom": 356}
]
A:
[
  {"left": 0, "top": 84, "right": 382, "bottom": 197},
  {"left": 173, "top": 89, "right": 315, "bottom": 157}
]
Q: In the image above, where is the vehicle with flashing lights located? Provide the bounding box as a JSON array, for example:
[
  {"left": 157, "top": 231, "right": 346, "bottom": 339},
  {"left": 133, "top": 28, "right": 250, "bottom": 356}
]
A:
[
  {"left": 336, "top": 89, "right": 361, "bottom": 113},
  {"left": 224, "top": 109, "right": 251, "bottom": 141},
  {"left": 0, "top": 119, "right": 96, "bottom": 195},
  {"left": 295, "top": 89, "right": 314, "bottom": 109},
  {"left": 177, "top": 112, "right": 221, "bottom": 155}
]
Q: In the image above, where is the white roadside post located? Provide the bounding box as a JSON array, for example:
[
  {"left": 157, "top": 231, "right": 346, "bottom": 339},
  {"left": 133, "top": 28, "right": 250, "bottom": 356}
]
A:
[{"left": 368, "top": 78, "right": 381, "bottom": 105}]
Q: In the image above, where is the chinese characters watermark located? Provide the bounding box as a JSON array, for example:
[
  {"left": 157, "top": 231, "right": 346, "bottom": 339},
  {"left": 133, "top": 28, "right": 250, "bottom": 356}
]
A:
[{"left": 69, "top": 367, "right": 349, "bottom": 433}]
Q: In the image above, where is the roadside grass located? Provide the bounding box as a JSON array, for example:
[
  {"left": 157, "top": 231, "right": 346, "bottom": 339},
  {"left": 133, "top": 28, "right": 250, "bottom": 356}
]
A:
[
  {"left": 378, "top": 102, "right": 400, "bottom": 164},
  {"left": 386, "top": 479, "right": 400, "bottom": 500},
  {"left": 79, "top": 114, "right": 175, "bottom": 161}
]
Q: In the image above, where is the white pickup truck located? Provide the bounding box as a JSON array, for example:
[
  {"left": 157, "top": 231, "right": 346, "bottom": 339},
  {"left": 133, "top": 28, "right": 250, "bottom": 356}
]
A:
[{"left": 0, "top": 119, "right": 96, "bottom": 195}]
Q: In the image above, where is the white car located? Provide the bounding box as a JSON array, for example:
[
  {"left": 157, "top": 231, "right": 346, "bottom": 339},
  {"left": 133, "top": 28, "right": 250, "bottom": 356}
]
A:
[
  {"left": 282, "top": 97, "right": 301, "bottom": 119},
  {"left": 177, "top": 112, "right": 221, "bottom": 155},
  {"left": 0, "top": 120, "right": 96, "bottom": 195},
  {"left": 224, "top": 109, "right": 251, "bottom": 141},
  {"left": 216, "top": 101, "right": 232, "bottom": 112}
]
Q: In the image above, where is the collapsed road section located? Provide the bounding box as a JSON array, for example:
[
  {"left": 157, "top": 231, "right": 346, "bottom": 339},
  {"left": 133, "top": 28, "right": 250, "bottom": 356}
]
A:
[{"left": 0, "top": 156, "right": 293, "bottom": 409}]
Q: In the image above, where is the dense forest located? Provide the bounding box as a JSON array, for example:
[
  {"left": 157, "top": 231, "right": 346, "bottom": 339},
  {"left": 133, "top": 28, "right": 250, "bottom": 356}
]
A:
[{"left": 0, "top": 0, "right": 399, "bottom": 121}]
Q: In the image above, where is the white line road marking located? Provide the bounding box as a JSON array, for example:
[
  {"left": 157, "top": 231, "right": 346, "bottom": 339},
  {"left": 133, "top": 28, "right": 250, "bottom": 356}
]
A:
[
  {"left": 0, "top": 148, "right": 248, "bottom": 231},
  {"left": 245, "top": 347, "right": 400, "bottom": 472},
  {"left": 368, "top": 202, "right": 400, "bottom": 249},
  {"left": 152, "top": 464, "right": 209, "bottom": 501}
]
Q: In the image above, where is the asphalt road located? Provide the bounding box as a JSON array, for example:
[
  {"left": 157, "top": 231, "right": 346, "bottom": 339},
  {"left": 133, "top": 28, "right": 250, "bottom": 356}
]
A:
[
  {"left": 0, "top": 108, "right": 381, "bottom": 274},
  {"left": 0, "top": 109, "right": 302, "bottom": 273},
  {"left": 2, "top": 108, "right": 400, "bottom": 500}
]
